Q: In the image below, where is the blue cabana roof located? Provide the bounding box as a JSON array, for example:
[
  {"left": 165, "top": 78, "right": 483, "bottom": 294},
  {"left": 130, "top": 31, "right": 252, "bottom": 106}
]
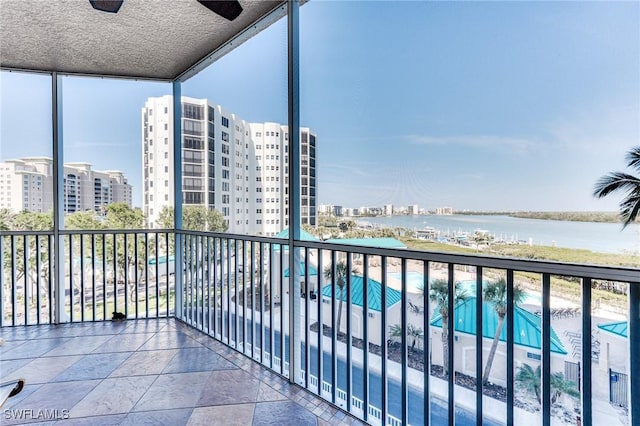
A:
[
  {"left": 324, "top": 237, "right": 406, "bottom": 249},
  {"left": 321, "top": 275, "right": 402, "bottom": 312},
  {"left": 273, "top": 228, "right": 319, "bottom": 251},
  {"left": 597, "top": 321, "right": 627, "bottom": 338},
  {"left": 275, "top": 228, "right": 319, "bottom": 241},
  {"left": 284, "top": 262, "right": 318, "bottom": 277},
  {"left": 430, "top": 298, "right": 567, "bottom": 354}
]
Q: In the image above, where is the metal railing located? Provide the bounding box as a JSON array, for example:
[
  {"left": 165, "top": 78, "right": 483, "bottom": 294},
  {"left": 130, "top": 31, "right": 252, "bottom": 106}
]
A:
[
  {"left": 0, "top": 229, "right": 174, "bottom": 326},
  {"left": 178, "top": 230, "right": 638, "bottom": 426},
  {"left": 1, "top": 228, "right": 638, "bottom": 426}
]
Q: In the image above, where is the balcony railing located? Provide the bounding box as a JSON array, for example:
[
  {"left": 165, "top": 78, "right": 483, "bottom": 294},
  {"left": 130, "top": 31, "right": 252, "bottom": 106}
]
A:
[
  {"left": 1, "top": 228, "right": 638, "bottom": 425},
  {"left": 1, "top": 229, "right": 174, "bottom": 326}
]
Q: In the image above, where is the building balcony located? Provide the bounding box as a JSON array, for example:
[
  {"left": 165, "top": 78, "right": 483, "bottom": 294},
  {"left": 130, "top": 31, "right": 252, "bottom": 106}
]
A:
[{"left": 1, "top": 229, "right": 638, "bottom": 425}]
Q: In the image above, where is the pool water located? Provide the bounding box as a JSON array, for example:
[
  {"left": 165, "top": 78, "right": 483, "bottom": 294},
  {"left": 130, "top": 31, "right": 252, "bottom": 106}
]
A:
[{"left": 388, "top": 271, "right": 542, "bottom": 305}]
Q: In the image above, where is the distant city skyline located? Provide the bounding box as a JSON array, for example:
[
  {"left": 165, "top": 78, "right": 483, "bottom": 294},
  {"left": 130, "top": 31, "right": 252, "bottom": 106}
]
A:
[{"left": 1, "top": 1, "right": 638, "bottom": 213}]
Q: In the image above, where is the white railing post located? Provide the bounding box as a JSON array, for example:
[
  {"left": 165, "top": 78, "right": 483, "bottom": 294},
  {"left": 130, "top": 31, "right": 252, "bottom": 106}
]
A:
[
  {"left": 287, "top": 0, "right": 301, "bottom": 385},
  {"left": 52, "top": 73, "right": 68, "bottom": 324},
  {"left": 172, "top": 81, "right": 183, "bottom": 320}
]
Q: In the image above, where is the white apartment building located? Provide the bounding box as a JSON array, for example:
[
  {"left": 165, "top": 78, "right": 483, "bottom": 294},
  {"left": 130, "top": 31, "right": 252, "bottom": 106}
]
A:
[
  {"left": 0, "top": 157, "right": 131, "bottom": 214},
  {"left": 435, "top": 206, "right": 454, "bottom": 215},
  {"left": 407, "top": 204, "right": 419, "bottom": 215},
  {"left": 384, "top": 204, "right": 394, "bottom": 216},
  {"left": 142, "top": 96, "right": 317, "bottom": 236},
  {"left": 0, "top": 157, "right": 52, "bottom": 213}
]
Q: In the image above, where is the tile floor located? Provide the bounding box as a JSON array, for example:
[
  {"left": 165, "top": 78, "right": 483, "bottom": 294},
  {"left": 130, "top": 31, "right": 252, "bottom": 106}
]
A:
[{"left": 1, "top": 319, "right": 365, "bottom": 425}]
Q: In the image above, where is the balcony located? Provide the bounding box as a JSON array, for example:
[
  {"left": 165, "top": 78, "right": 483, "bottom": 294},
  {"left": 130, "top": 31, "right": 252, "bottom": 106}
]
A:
[
  {"left": 1, "top": 317, "right": 361, "bottom": 425},
  {"left": 2, "top": 1, "right": 639, "bottom": 425},
  {"left": 1, "top": 229, "right": 638, "bottom": 425}
]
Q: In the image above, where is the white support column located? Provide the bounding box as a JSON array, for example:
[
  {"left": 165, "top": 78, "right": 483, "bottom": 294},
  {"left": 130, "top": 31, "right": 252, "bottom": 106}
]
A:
[
  {"left": 52, "top": 73, "right": 68, "bottom": 324},
  {"left": 288, "top": 0, "right": 302, "bottom": 384},
  {"left": 173, "top": 81, "right": 184, "bottom": 319}
]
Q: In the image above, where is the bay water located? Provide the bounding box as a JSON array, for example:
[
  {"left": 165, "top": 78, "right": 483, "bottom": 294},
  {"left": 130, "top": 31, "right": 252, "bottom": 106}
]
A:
[{"left": 356, "top": 215, "right": 640, "bottom": 255}]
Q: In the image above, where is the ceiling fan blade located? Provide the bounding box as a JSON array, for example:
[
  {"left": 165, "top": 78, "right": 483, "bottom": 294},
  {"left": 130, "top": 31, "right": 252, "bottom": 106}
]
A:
[
  {"left": 89, "top": 0, "right": 124, "bottom": 13},
  {"left": 197, "top": 1, "right": 243, "bottom": 21}
]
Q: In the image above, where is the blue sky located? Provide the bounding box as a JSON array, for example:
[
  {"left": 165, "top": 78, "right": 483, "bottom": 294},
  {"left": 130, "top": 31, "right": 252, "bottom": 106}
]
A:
[{"left": 1, "top": 1, "right": 638, "bottom": 212}]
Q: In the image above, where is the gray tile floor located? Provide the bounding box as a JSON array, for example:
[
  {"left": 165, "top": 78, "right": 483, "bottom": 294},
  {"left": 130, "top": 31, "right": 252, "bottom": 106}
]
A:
[{"left": 1, "top": 319, "right": 365, "bottom": 426}]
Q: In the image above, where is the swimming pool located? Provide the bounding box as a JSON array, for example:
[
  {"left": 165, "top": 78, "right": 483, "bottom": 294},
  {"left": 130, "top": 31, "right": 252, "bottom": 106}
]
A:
[{"left": 388, "top": 271, "right": 542, "bottom": 305}]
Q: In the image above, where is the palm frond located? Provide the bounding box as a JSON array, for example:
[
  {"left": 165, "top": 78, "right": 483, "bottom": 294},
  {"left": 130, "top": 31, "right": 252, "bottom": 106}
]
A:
[
  {"left": 625, "top": 146, "right": 640, "bottom": 170},
  {"left": 593, "top": 173, "right": 640, "bottom": 198},
  {"left": 619, "top": 190, "right": 640, "bottom": 227}
]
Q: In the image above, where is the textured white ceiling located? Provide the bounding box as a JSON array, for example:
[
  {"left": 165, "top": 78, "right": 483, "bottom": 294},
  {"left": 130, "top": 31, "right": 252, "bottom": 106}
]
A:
[{"left": 0, "top": 0, "right": 284, "bottom": 80}]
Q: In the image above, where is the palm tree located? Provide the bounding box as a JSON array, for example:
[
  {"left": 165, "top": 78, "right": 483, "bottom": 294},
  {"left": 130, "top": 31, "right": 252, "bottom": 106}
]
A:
[
  {"left": 516, "top": 363, "right": 580, "bottom": 404},
  {"left": 411, "top": 279, "right": 469, "bottom": 374},
  {"left": 389, "top": 323, "right": 424, "bottom": 353},
  {"left": 550, "top": 372, "right": 580, "bottom": 403},
  {"left": 482, "top": 278, "right": 525, "bottom": 385},
  {"left": 515, "top": 363, "right": 541, "bottom": 403},
  {"left": 593, "top": 146, "right": 640, "bottom": 228},
  {"left": 323, "top": 261, "right": 358, "bottom": 335}
]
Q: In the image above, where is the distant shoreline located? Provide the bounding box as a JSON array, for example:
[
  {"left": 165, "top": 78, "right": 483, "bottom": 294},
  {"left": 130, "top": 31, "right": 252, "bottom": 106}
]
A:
[{"left": 456, "top": 211, "right": 625, "bottom": 224}]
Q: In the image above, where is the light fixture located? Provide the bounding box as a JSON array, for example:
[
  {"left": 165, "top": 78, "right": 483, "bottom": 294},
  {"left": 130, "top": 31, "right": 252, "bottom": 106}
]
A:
[
  {"left": 89, "top": 0, "right": 124, "bottom": 13},
  {"left": 197, "top": 1, "right": 243, "bottom": 21}
]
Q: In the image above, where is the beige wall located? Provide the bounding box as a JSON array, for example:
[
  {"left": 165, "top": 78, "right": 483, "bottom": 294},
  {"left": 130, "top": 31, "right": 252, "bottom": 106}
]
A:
[
  {"left": 319, "top": 298, "right": 401, "bottom": 346},
  {"left": 430, "top": 329, "right": 566, "bottom": 386}
]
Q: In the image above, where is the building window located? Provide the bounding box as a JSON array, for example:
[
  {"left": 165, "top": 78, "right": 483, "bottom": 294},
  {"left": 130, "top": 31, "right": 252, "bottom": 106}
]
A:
[{"left": 222, "top": 117, "right": 229, "bottom": 128}]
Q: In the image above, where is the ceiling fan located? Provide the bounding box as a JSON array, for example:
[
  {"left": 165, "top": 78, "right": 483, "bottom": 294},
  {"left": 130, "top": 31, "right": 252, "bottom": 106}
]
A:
[{"left": 89, "top": 0, "right": 243, "bottom": 21}]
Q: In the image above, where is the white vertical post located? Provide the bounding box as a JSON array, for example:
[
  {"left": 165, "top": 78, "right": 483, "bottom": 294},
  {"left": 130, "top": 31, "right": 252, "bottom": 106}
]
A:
[
  {"left": 173, "top": 81, "right": 183, "bottom": 319},
  {"left": 52, "top": 73, "right": 68, "bottom": 324},
  {"left": 288, "top": 0, "right": 301, "bottom": 384}
]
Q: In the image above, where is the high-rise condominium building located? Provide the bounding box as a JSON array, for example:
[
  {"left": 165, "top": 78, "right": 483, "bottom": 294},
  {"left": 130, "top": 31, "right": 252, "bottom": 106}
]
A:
[
  {"left": 0, "top": 157, "right": 132, "bottom": 214},
  {"left": 142, "top": 95, "right": 317, "bottom": 236}
]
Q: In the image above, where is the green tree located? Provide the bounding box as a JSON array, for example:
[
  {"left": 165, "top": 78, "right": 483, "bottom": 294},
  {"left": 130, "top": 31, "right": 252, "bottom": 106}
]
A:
[
  {"left": 323, "top": 261, "right": 359, "bottom": 335},
  {"left": 482, "top": 278, "right": 525, "bottom": 385},
  {"left": 390, "top": 323, "right": 424, "bottom": 353},
  {"left": 65, "top": 211, "right": 104, "bottom": 230},
  {"left": 157, "top": 205, "right": 228, "bottom": 232},
  {"left": 102, "top": 204, "right": 146, "bottom": 309},
  {"left": 412, "top": 279, "right": 469, "bottom": 374},
  {"left": 593, "top": 146, "right": 640, "bottom": 227},
  {"left": 13, "top": 211, "right": 52, "bottom": 231},
  {"left": 515, "top": 363, "right": 580, "bottom": 404},
  {"left": 0, "top": 208, "right": 14, "bottom": 230},
  {"left": 2, "top": 211, "right": 53, "bottom": 316},
  {"left": 104, "top": 203, "right": 144, "bottom": 230}
]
